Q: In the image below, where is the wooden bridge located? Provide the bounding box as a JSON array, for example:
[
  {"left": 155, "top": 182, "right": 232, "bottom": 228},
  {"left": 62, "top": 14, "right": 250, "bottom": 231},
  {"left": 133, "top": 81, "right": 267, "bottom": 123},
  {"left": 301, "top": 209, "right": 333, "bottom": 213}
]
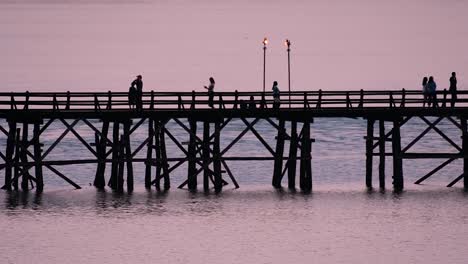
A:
[{"left": 0, "top": 89, "right": 467, "bottom": 193}]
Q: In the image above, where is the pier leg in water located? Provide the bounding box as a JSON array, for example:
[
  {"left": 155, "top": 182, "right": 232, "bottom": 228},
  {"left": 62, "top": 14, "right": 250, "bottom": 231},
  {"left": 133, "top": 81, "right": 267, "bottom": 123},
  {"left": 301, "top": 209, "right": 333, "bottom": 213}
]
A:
[
  {"left": 21, "top": 123, "right": 30, "bottom": 191},
  {"left": 13, "top": 128, "right": 20, "bottom": 190},
  {"left": 365, "top": 119, "right": 374, "bottom": 188},
  {"left": 392, "top": 119, "right": 403, "bottom": 191},
  {"left": 160, "top": 121, "right": 170, "bottom": 190},
  {"left": 462, "top": 118, "right": 468, "bottom": 189},
  {"left": 154, "top": 121, "right": 162, "bottom": 189},
  {"left": 117, "top": 137, "right": 125, "bottom": 192},
  {"left": 187, "top": 119, "right": 198, "bottom": 190},
  {"left": 203, "top": 122, "right": 210, "bottom": 192},
  {"left": 300, "top": 121, "right": 312, "bottom": 191},
  {"left": 123, "top": 121, "right": 133, "bottom": 192},
  {"left": 288, "top": 121, "right": 298, "bottom": 189},
  {"left": 33, "top": 122, "right": 43, "bottom": 192},
  {"left": 213, "top": 121, "right": 222, "bottom": 192},
  {"left": 94, "top": 120, "right": 109, "bottom": 189},
  {"left": 272, "top": 119, "right": 285, "bottom": 188},
  {"left": 379, "top": 120, "right": 385, "bottom": 189},
  {"left": 2, "top": 121, "right": 17, "bottom": 190},
  {"left": 145, "top": 119, "right": 154, "bottom": 188},
  {"left": 109, "top": 122, "right": 120, "bottom": 189}
]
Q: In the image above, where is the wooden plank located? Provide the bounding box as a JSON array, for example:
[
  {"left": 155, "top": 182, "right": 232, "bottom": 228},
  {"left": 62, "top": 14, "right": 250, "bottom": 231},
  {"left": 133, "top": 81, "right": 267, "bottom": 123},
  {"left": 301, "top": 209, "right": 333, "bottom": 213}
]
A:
[
  {"left": 366, "top": 119, "right": 374, "bottom": 188},
  {"left": 379, "top": 120, "right": 385, "bottom": 189},
  {"left": 414, "top": 158, "right": 455, "bottom": 184}
]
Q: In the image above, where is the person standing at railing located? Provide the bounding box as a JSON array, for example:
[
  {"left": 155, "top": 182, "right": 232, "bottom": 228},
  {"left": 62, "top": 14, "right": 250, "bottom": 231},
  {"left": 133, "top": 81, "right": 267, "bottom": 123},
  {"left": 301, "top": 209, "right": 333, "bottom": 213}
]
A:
[
  {"left": 248, "top": 96, "right": 257, "bottom": 110},
  {"left": 128, "top": 85, "right": 137, "bottom": 109},
  {"left": 272, "top": 81, "right": 280, "bottom": 109},
  {"left": 204, "top": 77, "right": 215, "bottom": 108},
  {"left": 427, "top": 76, "right": 438, "bottom": 108},
  {"left": 449, "top": 72, "right": 457, "bottom": 107},
  {"left": 422, "top": 76, "right": 429, "bottom": 107},
  {"left": 131, "top": 75, "right": 143, "bottom": 111}
]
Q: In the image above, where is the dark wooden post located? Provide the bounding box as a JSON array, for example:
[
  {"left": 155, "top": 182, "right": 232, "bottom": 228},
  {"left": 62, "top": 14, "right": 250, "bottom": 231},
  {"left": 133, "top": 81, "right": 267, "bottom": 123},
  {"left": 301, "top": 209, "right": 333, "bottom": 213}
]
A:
[
  {"left": 462, "top": 118, "right": 468, "bottom": 189},
  {"left": 187, "top": 119, "right": 198, "bottom": 190},
  {"left": 13, "top": 128, "right": 20, "bottom": 190},
  {"left": 94, "top": 120, "right": 109, "bottom": 189},
  {"left": 160, "top": 122, "right": 170, "bottom": 190},
  {"left": 272, "top": 119, "right": 285, "bottom": 188},
  {"left": 213, "top": 121, "right": 222, "bottom": 191},
  {"left": 66, "top": 91, "right": 71, "bottom": 110},
  {"left": 154, "top": 121, "right": 162, "bottom": 189},
  {"left": 123, "top": 121, "right": 133, "bottom": 192},
  {"left": 144, "top": 118, "right": 154, "bottom": 188},
  {"left": 288, "top": 121, "right": 298, "bottom": 189},
  {"left": 365, "top": 119, "right": 374, "bottom": 188},
  {"left": 379, "top": 120, "right": 385, "bottom": 189},
  {"left": 33, "top": 122, "right": 43, "bottom": 192},
  {"left": 392, "top": 119, "right": 403, "bottom": 191},
  {"left": 299, "top": 121, "right": 312, "bottom": 191},
  {"left": 109, "top": 122, "right": 119, "bottom": 189},
  {"left": 117, "top": 136, "right": 125, "bottom": 192},
  {"left": 2, "top": 121, "right": 17, "bottom": 190},
  {"left": 20, "top": 123, "right": 29, "bottom": 191},
  {"left": 203, "top": 122, "right": 210, "bottom": 191}
]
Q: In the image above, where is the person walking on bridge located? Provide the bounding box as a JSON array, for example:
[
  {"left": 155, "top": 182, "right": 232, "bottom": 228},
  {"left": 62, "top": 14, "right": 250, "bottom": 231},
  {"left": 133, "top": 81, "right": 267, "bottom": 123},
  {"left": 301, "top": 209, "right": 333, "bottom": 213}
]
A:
[
  {"left": 272, "top": 81, "right": 280, "bottom": 109},
  {"left": 204, "top": 77, "right": 215, "bottom": 108},
  {"left": 427, "top": 76, "right": 438, "bottom": 108},
  {"left": 131, "top": 75, "right": 143, "bottom": 111},
  {"left": 449, "top": 72, "right": 457, "bottom": 107}
]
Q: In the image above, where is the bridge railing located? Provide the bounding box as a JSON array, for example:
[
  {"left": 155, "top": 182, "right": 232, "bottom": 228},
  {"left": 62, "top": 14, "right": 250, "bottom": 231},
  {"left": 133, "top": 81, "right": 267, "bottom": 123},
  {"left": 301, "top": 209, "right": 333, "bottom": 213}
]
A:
[{"left": 0, "top": 89, "right": 466, "bottom": 111}]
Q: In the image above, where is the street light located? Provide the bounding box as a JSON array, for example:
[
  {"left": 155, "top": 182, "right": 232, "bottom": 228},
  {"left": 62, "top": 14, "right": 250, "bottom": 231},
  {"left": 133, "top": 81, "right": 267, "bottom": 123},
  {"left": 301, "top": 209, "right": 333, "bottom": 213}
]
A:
[
  {"left": 285, "top": 39, "right": 291, "bottom": 108},
  {"left": 263, "top": 37, "right": 268, "bottom": 93}
]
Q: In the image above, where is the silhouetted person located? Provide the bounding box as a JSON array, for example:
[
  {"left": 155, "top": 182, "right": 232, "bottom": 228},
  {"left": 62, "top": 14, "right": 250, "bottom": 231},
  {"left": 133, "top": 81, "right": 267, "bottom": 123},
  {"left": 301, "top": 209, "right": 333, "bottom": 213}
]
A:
[
  {"left": 248, "top": 96, "right": 256, "bottom": 110},
  {"left": 239, "top": 99, "right": 247, "bottom": 110},
  {"left": 449, "top": 72, "right": 457, "bottom": 107},
  {"left": 272, "top": 81, "right": 280, "bottom": 109},
  {"left": 131, "top": 75, "right": 143, "bottom": 111},
  {"left": 128, "top": 85, "right": 137, "bottom": 109},
  {"left": 422, "top": 76, "right": 429, "bottom": 107},
  {"left": 204, "top": 77, "right": 215, "bottom": 108},
  {"left": 427, "top": 76, "right": 438, "bottom": 108}
]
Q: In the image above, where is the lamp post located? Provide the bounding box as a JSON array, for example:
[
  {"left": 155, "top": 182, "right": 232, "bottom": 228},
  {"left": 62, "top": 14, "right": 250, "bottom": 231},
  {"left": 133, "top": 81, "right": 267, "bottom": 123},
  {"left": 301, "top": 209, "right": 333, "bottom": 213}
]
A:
[
  {"left": 285, "top": 39, "right": 291, "bottom": 108},
  {"left": 263, "top": 37, "right": 268, "bottom": 93}
]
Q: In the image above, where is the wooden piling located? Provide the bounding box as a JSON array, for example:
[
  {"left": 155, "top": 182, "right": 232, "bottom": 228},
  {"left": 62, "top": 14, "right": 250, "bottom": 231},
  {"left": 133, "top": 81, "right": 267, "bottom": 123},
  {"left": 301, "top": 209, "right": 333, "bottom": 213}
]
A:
[
  {"left": 392, "top": 119, "right": 403, "bottom": 191},
  {"left": 144, "top": 118, "right": 154, "bottom": 188},
  {"left": 365, "top": 119, "right": 374, "bottom": 188},
  {"left": 154, "top": 121, "right": 162, "bottom": 189},
  {"left": 213, "top": 121, "right": 222, "bottom": 191},
  {"left": 462, "top": 118, "right": 468, "bottom": 189},
  {"left": 2, "top": 121, "right": 16, "bottom": 190},
  {"left": 123, "top": 121, "right": 133, "bottom": 192},
  {"left": 33, "top": 122, "right": 43, "bottom": 192},
  {"left": 94, "top": 120, "right": 109, "bottom": 189},
  {"left": 379, "top": 120, "right": 385, "bottom": 189},
  {"left": 300, "top": 121, "right": 312, "bottom": 191},
  {"left": 203, "top": 122, "right": 210, "bottom": 191},
  {"left": 20, "top": 123, "right": 29, "bottom": 191},
  {"left": 272, "top": 119, "right": 285, "bottom": 188},
  {"left": 187, "top": 119, "right": 198, "bottom": 190},
  {"left": 109, "top": 122, "right": 119, "bottom": 189},
  {"left": 159, "top": 122, "right": 170, "bottom": 190},
  {"left": 288, "top": 121, "right": 298, "bottom": 189},
  {"left": 117, "top": 136, "right": 125, "bottom": 192},
  {"left": 13, "top": 128, "right": 20, "bottom": 190}
]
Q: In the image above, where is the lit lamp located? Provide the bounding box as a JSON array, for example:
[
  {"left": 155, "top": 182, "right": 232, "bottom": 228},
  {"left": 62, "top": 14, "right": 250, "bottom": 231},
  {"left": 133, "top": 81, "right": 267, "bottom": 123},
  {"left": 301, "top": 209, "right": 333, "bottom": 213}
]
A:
[
  {"left": 263, "top": 37, "right": 268, "bottom": 93},
  {"left": 285, "top": 39, "right": 291, "bottom": 108}
]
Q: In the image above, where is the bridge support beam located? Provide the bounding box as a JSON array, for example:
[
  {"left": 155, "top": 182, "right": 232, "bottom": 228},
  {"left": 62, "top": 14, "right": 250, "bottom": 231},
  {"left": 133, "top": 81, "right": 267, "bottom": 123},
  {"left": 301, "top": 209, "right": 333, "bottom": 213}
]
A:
[
  {"left": 109, "top": 122, "right": 120, "bottom": 190},
  {"left": 300, "top": 121, "right": 312, "bottom": 192},
  {"left": 288, "top": 121, "right": 298, "bottom": 189},
  {"left": 123, "top": 121, "right": 133, "bottom": 192},
  {"left": 462, "top": 118, "right": 468, "bottom": 189},
  {"left": 272, "top": 119, "right": 285, "bottom": 188},
  {"left": 187, "top": 119, "right": 198, "bottom": 190},
  {"left": 145, "top": 119, "right": 154, "bottom": 188},
  {"left": 392, "top": 119, "right": 403, "bottom": 192},
  {"left": 94, "top": 120, "right": 109, "bottom": 189},
  {"left": 155, "top": 120, "right": 170, "bottom": 190},
  {"left": 379, "top": 120, "right": 385, "bottom": 189},
  {"left": 213, "top": 121, "right": 222, "bottom": 192},
  {"left": 365, "top": 119, "right": 374, "bottom": 188},
  {"left": 20, "top": 123, "right": 30, "bottom": 191},
  {"left": 203, "top": 122, "right": 210, "bottom": 192},
  {"left": 33, "top": 123, "right": 43, "bottom": 192},
  {"left": 2, "top": 121, "right": 17, "bottom": 191}
]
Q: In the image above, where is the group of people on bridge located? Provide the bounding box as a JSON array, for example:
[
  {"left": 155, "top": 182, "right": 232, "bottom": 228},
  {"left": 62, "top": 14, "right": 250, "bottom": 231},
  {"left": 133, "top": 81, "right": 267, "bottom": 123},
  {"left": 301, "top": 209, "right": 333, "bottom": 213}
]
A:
[
  {"left": 128, "top": 72, "right": 460, "bottom": 110},
  {"left": 422, "top": 72, "right": 458, "bottom": 108}
]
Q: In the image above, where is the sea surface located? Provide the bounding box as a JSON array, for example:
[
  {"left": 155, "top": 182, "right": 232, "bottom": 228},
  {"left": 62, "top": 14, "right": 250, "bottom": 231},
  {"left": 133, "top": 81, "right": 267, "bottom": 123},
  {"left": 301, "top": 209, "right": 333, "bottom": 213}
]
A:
[{"left": 1, "top": 1, "right": 468, "bottom": 263}]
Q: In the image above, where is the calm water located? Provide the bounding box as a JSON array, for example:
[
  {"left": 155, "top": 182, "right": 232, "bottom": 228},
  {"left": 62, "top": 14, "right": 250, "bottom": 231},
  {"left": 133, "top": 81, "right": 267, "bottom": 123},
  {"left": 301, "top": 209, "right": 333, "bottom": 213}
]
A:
[{"left": 2, "top": 0, "right": 468, "bottom": 263}]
